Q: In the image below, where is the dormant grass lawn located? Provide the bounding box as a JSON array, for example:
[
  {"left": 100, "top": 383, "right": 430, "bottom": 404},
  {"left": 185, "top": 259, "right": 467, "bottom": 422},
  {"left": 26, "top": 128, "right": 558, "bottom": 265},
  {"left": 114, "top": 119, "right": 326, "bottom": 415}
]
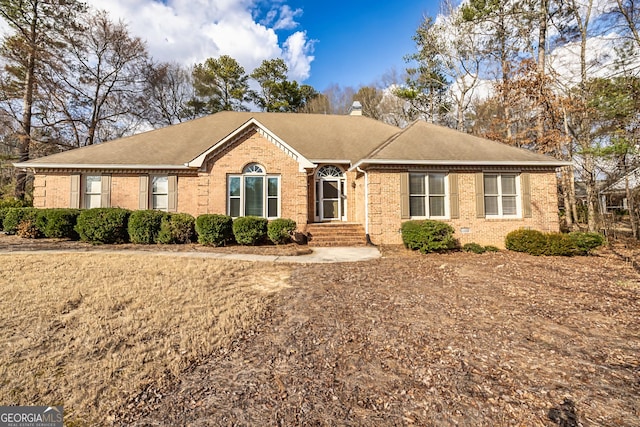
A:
[{"left": 0, "top": 253, "right": 291, "bottom": 425}]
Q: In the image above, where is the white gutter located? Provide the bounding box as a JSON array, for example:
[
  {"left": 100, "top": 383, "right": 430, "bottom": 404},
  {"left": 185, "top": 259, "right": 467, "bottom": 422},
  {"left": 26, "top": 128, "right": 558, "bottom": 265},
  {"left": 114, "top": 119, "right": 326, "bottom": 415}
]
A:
[
  {"left": 12, "top": 163, "right": 192, "bottom": 170},
  {"left": 350, "top": 159, "right": 571, "bottom": 171},
  {"left": 357, "top": 167, "right": 370, "bottom": 239}
]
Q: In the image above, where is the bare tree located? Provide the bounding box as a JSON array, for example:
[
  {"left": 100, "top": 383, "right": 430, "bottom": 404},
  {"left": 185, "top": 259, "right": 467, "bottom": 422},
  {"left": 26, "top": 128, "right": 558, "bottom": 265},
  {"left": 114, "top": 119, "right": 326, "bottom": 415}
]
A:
[
  {"left": 0, "top": 0, "right": 85, "bottom": 199},
  {"left": 48, "top": 10, "right": 149, "bottom": 146},
  {"left": 142, "top": 61, "right": 196, "bottom": 127}
]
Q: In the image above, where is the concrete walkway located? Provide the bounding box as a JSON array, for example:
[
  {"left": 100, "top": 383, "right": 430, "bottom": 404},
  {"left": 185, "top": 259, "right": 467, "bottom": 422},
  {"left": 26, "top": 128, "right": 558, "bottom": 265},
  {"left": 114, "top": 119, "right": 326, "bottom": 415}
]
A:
[{"left": 2, "top": 246, "right": 382, "bottom": 264}]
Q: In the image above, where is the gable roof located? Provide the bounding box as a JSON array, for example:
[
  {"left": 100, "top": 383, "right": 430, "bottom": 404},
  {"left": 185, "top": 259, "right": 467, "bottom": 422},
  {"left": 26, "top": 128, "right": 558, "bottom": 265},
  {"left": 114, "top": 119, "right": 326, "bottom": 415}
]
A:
[
  {"left": 14, "top": 111, "right": 567, "bottom": 170},
  {"left": 600, "top": 167, "right": 640, "bottom": 194},
  {"left": 353, "top": 120, "right": 567, "bottom": 169}
]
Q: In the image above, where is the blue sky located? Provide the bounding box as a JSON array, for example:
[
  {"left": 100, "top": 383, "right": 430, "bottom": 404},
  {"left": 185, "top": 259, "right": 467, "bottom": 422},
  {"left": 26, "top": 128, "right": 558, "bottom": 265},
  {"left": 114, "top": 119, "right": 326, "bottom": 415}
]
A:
[
  {"left": 81, "top": 0, "right": 440, "bottom": 92},
  {"left": 270, "top": 1, "right": 440, "bottom": 89}
]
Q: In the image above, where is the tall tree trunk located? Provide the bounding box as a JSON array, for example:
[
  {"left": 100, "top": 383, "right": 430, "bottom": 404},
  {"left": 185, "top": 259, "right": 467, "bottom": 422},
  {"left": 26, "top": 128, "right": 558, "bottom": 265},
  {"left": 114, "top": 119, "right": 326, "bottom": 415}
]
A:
[
  {"left": 14, "top": 1, "right": 39, "bottom": 200},
  {"left": 625, "top": 167, "right": 638, "bottom": 238},
  {"left": 572, "top": 0, "right": 597, "bottom": 231},
  {"left": 536, "top": 0, "right": 549, "bottom": 145}
]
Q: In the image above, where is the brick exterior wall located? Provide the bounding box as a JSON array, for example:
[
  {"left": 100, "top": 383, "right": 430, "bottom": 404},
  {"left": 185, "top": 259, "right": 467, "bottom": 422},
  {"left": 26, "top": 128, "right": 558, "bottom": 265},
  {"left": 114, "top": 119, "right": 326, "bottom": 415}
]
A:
[
  {"left": 110, "top": 174, "right": 138, "bottom": 209},
  {"left": 32, "top": 174, "right": 71, "bottom": 208},
  {"left": 29, "top": 137, "right": 561, "bottom": 248},
  {"left": 367, "top": 168, "right": 561, "bottom": 248},
  {"left": 201, "top": 129, "right": 308, "bottom": 228}
]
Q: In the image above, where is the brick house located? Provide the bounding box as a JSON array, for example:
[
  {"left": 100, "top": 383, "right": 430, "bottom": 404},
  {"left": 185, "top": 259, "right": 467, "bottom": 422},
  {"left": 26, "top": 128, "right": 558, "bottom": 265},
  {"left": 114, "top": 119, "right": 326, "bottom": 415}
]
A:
[{"left": 14, "top": 110, "right": 566, "bottom": 247}]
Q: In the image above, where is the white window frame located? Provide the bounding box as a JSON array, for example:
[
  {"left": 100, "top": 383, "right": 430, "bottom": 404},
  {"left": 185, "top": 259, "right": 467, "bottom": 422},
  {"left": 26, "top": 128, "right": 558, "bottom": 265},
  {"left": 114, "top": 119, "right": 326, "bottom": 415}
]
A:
[
  {"left": 83, "top": 175, "right": 102, "bottom": 209},
  {"left": 150, "top": 175, "right": 169, "bottom": 211},
  {"left": 483, "top": 172, "right": 521, "bottom": 218},
  {"left": 227, "top": 164, "right": 281, "bottom": 219},
  {"left": 408, "top": 172, "right": 449, "bottom": 219}
]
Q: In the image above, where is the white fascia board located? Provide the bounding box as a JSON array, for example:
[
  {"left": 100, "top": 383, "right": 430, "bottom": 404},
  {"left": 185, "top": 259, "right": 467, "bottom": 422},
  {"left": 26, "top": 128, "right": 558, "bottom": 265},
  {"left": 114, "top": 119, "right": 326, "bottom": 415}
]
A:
[
  {"left": 350, "top": 159, "right": 571, "bottom": 171},
  {"left": 187, "top": 117, "right": 315, "bottom": 172},
  {"left": 309, "top": 159, "right": 352, "bottom": 165},
  {"left": 13, "top": 162, "right": 192, "bottom": 170}
]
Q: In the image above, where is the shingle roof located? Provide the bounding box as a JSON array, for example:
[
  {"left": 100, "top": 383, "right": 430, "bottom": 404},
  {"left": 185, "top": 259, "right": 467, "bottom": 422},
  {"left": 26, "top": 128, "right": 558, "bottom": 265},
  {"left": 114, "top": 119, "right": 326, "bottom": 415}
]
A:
[
  {"left": 15, "top": 112, "right": 566, "bottom": 169},
  {"left": 355, "top": 120, "right": 565, "bottom": 167}
]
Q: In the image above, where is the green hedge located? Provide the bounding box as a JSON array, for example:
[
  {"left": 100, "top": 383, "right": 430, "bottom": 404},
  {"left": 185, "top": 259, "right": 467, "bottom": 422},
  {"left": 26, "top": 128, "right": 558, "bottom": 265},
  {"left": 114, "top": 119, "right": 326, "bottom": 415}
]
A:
[
  {"left": 267, "top": 218, "right": 296, "bottom": 245},
  {"left": 75, "top": 208, "right": 131, "bottom": 244},
  {"left": 128, "top": 210, "right": 167, "bottom": 244},
  {"left": 401, "top": 220, "right": 457, "bottom": 254},
  {"left": 505, "top": 229, "right": 548, "bottom": 255},
  {"left": 195, "top": 214, "right": 233, "bottom": 246},
  {"left": 2, "top": 207, "right": 38, "bottom": 235},
  {"left": 569, "top": 231, "right": 605, "bottom": 255},
  {"left": 157, "top": 213, "right": 195, "bottom": 244},
  {"left": 36, "top": 209, "right": 81, "bottom": 239},
  {"left": 233, "top": 216, "right": 268, "bottom": 245},
  {"left": 505, "top": 229, "right": 605, "bottom": 256}
]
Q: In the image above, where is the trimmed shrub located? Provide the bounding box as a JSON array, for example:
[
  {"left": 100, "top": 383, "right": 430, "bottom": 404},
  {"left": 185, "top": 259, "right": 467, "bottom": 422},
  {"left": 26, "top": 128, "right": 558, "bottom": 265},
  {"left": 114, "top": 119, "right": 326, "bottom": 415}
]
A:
[
  {"left": 36, "top": 209, "right": 81, "bottom": 239},
  {"left": 505, "top": 229, "right": 605, "bottom": 256},
  {"left": 267, "top": 218, "right": 296, "bottom": 245},
  {"left": 195, "top": 214, "right": 233, "bottom": 246},
  {"left": 401, "top": 220, "right": 457, "bottom": 254},
  {"left": 505, "top": 229, "right": 547, "bottom": 256},
  {"left": 484, "top": 245, "right": 500, "bottom": 252},
  {"left": 462, "top": 242, "right": 487, "bottom": 254},
  {"left": 544, "top": 232, "right": 575, "bottom": 256},
  {"left": 128, "top": 210, "right": 167, "bottom": 244},
  {"left": 233, "top": 216, "right": 268, "bottom": 246},
  {"left": 157, "top": 213, "right": 196, "bottom": 244},
  {"left": 569, "top": 231, "right": 605, "bottom": 255},
  {"left": 3, "top": 207, "right": 38, "bottom": 235},
  {"left": 75, "top": 208, "right": 131, "bottom": 244}
]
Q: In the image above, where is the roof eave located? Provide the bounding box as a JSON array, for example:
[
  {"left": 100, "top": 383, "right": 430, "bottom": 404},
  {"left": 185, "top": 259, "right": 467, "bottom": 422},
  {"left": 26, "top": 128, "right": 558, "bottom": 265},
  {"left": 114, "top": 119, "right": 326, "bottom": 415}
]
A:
[
  {"left": 13, "top": 162, "right": 193, "bottom": 170},
  {"left": 350, "top": 159, "right": 571, "bottom": 171}
]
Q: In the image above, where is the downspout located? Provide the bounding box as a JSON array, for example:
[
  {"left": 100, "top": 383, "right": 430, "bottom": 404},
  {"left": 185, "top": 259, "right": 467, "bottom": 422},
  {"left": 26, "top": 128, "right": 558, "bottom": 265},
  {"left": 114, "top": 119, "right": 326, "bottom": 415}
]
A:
[{"left": 357, "top": 167, "right": 372, "bottom": 245}]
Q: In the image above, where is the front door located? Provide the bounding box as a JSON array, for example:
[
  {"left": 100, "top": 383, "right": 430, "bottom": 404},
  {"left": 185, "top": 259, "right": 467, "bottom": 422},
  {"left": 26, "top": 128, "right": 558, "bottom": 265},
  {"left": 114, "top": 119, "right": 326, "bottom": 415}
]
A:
[{"left": 316, "top": 165, "right": 346, "bottom": 221}]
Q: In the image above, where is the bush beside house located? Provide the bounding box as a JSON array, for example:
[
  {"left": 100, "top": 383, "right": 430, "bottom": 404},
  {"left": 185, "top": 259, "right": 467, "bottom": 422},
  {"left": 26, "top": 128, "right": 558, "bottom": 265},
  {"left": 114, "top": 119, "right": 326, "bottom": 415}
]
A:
[
  {"left": 267, "top": 218, "right": 296, "bottom": 245},
  {"left": 505, "top": 229, "right": 604, "bottom": 256},
  {"left": 233, "top": 216, "right": 268, "bottom": 245},
  {"left": 401, "top": 220, "right": 457, "bottom": 254},
  {"left": 195, "top": 214, "right": 234, "bottom": 246},
  {"left": 128, "top": 210, "right": 167, "bottom": 244},
  {"left": 36, "top": 209, "right": 81, "bottom": 239},
  {"left": 75, "top": 208, "right": 131, "bottom": 244},
  {"left": 157, "top": 213, "right": 196, "bottom": 244}
]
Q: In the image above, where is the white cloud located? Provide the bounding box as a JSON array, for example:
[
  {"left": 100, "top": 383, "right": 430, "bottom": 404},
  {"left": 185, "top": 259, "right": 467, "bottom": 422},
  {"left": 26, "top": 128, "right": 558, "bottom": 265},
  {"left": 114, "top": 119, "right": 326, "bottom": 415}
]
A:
[
  {"left": 273, "top": 5, "right": 302, "bottom": 31},
  {"left": 282, "top": 31, "right": 315, "bottom": 81},
  {"left": 84, "top": 0, "right": 314, "bottom": 78}
]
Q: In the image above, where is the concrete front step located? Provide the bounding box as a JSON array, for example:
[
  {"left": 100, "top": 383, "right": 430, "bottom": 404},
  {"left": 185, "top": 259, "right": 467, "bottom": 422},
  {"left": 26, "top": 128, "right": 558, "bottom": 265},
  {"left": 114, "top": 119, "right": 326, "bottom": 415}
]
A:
[{"left": 306, "top": 223, "right": 367, "bottom": 247}]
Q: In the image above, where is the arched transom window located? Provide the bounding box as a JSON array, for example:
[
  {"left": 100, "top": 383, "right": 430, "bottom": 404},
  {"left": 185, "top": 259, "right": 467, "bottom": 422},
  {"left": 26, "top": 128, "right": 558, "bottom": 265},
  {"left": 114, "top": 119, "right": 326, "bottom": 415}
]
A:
[
  {"left": 244, "top": 163, "right": 264, "bottom": 174},
  {"left": 228, "top": 163, "right": 280, "bottom": 218},
  {"left": 317, "top": 165, "right": 343, "bottom": 178}
]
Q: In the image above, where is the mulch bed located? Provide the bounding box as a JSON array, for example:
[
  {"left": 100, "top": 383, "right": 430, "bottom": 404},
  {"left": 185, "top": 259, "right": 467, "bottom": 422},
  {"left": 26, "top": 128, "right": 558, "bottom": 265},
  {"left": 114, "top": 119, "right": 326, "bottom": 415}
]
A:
[{"left": 0, "top": 233, "right": 312, "bottom": 256}]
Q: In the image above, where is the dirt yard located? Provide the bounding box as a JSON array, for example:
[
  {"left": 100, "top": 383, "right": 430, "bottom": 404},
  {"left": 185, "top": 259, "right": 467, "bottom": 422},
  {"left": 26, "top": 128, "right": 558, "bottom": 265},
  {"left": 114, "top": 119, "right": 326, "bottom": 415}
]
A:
[{"left": 1, "top": 235, "right": 639, "bottom": 426}]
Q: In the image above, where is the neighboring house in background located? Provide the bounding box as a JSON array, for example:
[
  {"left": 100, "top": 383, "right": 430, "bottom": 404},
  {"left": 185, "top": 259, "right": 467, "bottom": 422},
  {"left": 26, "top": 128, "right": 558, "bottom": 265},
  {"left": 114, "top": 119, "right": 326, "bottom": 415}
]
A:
[
  {"left": 599, "top": 168, "right": 640, "bottom": 213},
  {"left": 14, "top": 107, "right": 566, "bottom": 247}
]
